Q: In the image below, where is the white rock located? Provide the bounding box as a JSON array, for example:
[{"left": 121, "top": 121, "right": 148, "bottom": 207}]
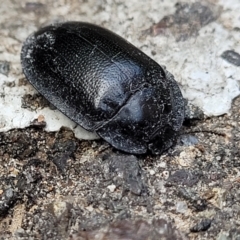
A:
[{"left": 107, "top": 184, "right": 116, "bottom": 193}]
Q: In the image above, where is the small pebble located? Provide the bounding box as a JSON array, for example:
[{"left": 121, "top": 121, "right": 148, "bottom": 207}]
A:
[
  {"left": 149, "top": 170, "right": 155, "bottom": 175},
  {"left": 107, "top": 184, "right": 116, "bottom": 192},
  {"left": 190, "top": 219, "right": 212, "bottom": 232},
  {"left": 221, "top": 50, "right": 240, "bottom": 66},
  {"left": 176, "top": 201, "right": 188, "bottom": 213}
]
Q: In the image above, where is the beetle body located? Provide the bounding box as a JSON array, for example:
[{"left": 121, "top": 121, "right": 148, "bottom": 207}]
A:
[{"left": 21, "top": 22, "right": 184, "bottom": 154}]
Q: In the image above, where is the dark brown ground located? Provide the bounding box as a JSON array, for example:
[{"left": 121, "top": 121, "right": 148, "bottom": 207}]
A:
[{"left": 1, "top": 96, "right": 240, "bottom": 239}]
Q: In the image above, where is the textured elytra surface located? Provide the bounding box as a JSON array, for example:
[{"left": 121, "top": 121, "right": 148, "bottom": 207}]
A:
[{"left": 21, "top": 22, "right": 184, "bottom": 154}]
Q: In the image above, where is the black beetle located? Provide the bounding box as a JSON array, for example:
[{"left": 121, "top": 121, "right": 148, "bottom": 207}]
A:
[{"left": 21, "top": 22, "right": 185, "bottom": 154}]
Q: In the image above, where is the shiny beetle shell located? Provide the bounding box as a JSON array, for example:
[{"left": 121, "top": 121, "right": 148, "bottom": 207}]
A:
[{"left": 21, "top": 22, "right": 185, "bottom": 154}]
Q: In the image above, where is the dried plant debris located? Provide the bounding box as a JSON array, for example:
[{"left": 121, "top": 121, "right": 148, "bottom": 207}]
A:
[
  {"left": 30, "top": 115, "right": 47, "bottom": 129},
  {"left": 221, "top": 50, "right": 240, "bottom": 67},
  {"left": 147, "top": 2, "right": 219, "bottom": 41}
]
